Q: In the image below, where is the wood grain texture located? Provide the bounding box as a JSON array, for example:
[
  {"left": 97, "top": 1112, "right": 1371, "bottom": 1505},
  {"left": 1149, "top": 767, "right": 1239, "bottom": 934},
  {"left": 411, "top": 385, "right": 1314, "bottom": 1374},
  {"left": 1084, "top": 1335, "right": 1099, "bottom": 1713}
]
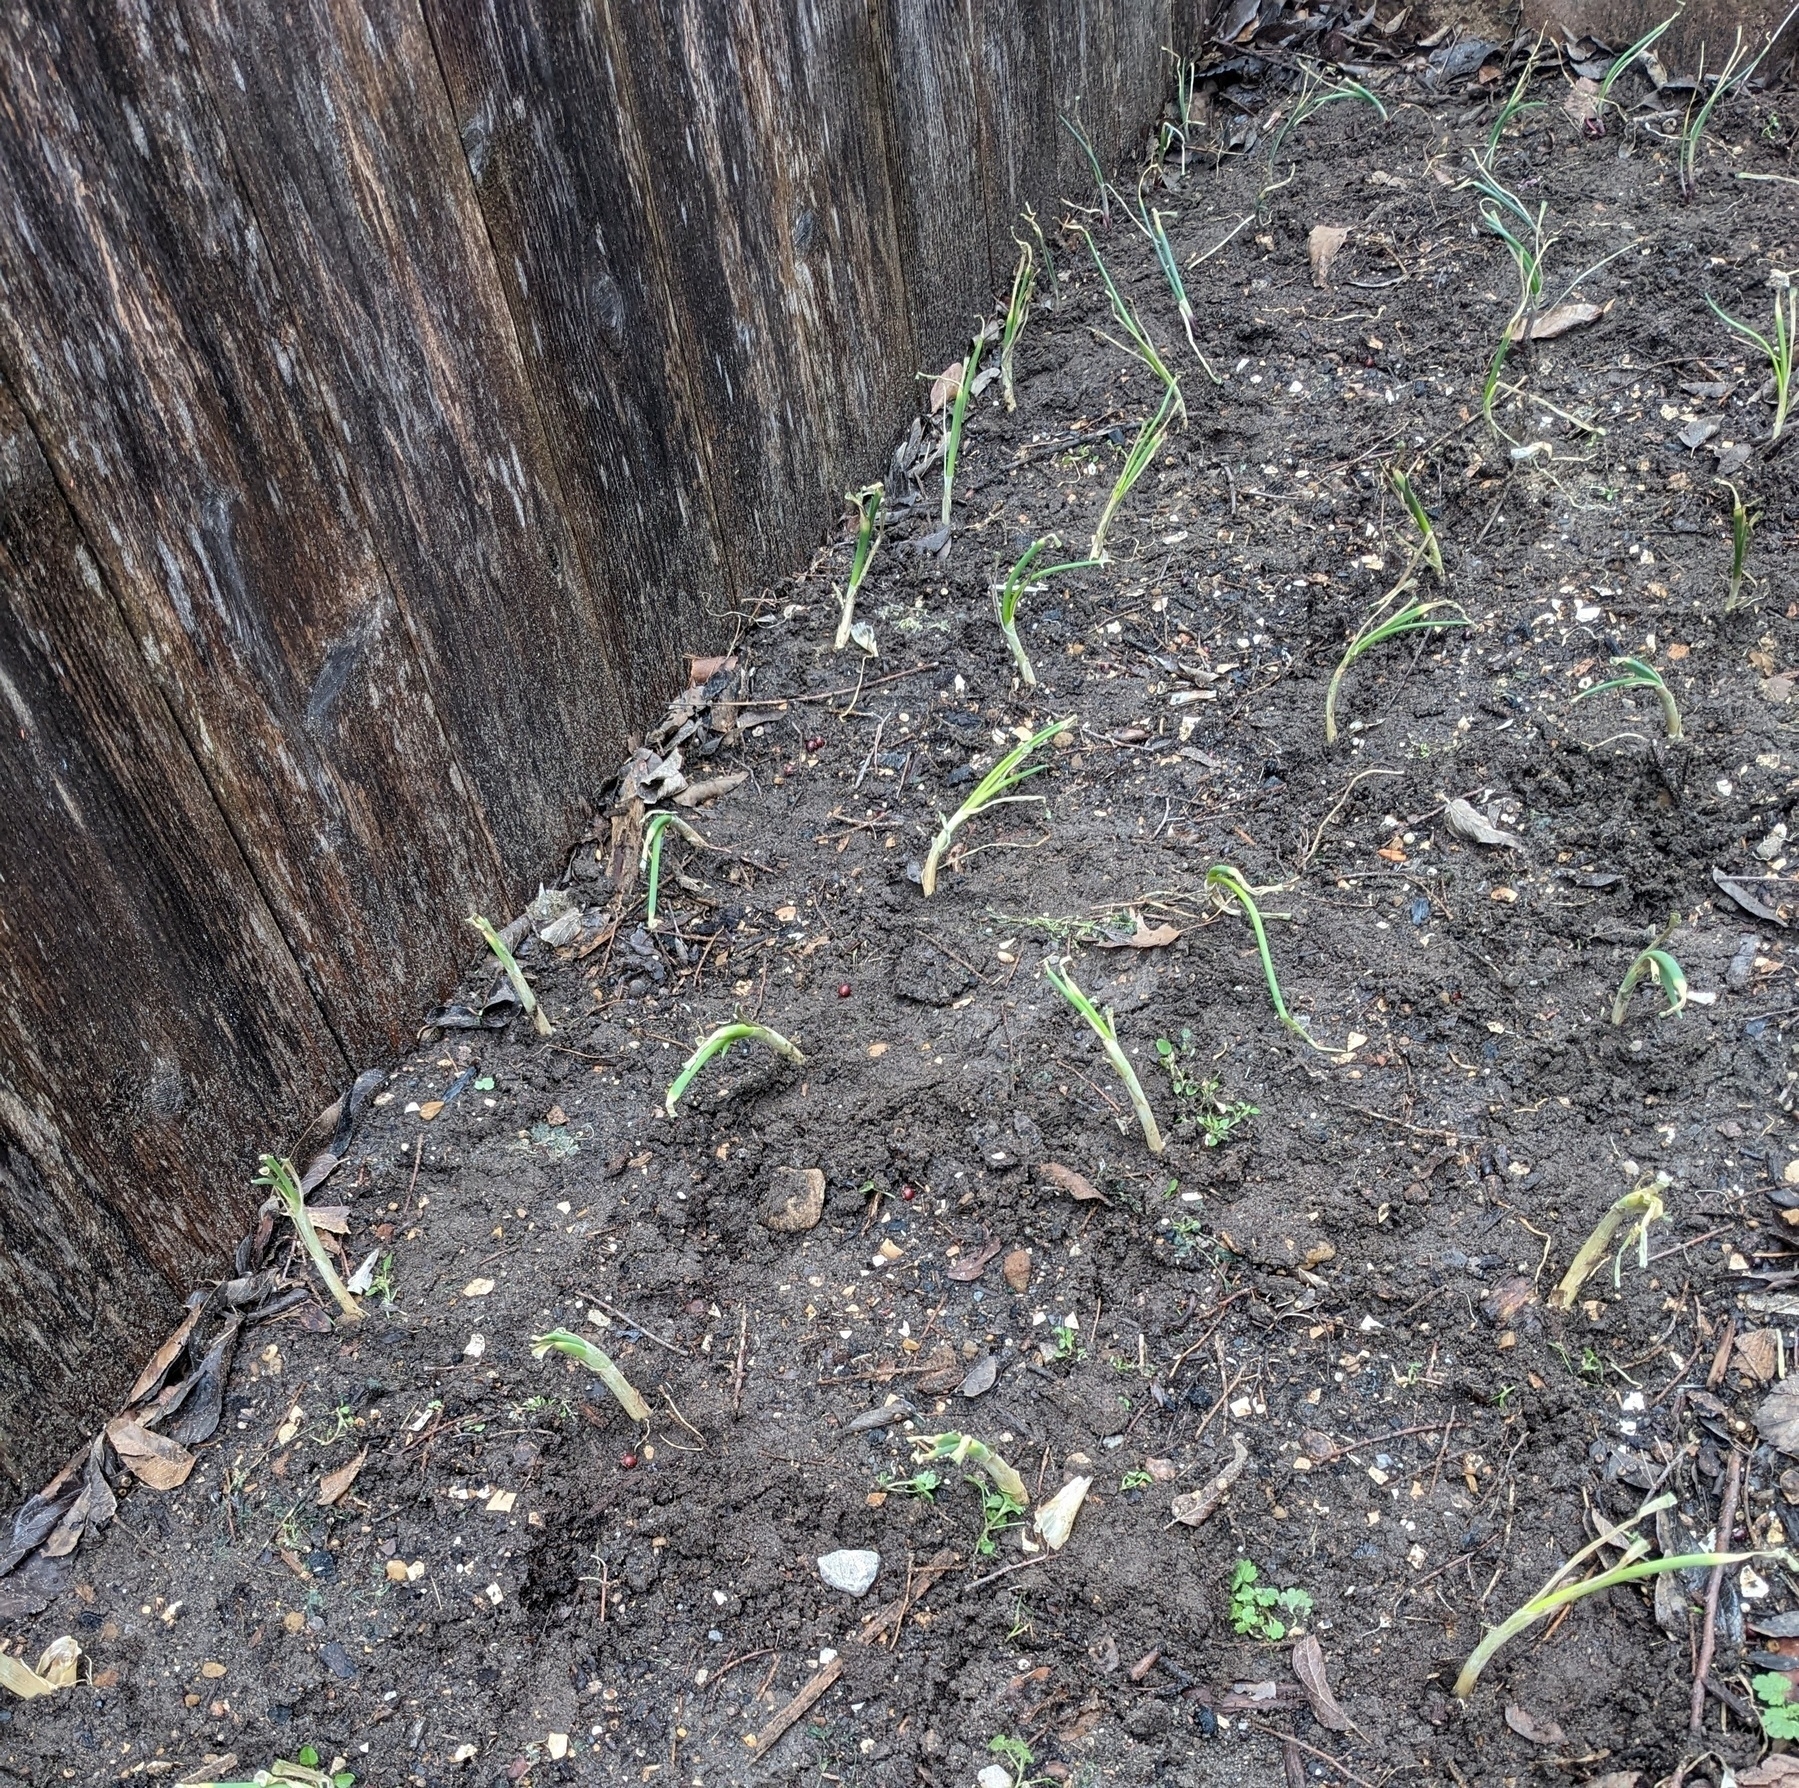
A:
[
  {"left": 0, "top": 377, "right": 347, "bottom": 1486},
  {"left": 0, "top": 0, "right": 1204, "bottom": 1493}
]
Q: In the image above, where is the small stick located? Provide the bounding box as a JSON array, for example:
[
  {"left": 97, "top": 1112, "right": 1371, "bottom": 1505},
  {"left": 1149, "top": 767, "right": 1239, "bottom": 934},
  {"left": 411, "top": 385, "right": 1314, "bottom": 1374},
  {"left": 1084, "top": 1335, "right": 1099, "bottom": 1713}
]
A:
[
  {"left": 405, "top": 1137, "right": 423, "bottom": 1211},
  {"left": 732, "top": 1309, "right": 748, "bottom": 1418},
  {"left": 704, "top": 1647, "right": 774, "bottom": 1696},
  {"left": 1244, "top": 1720, "right": 1379, "bottom": 1788},
  {"left": 1690, "top": 1449, "right": 1743, "bottom": 1730},
  {"left": 582, "top": 1294, "right": 687, "bottom": 1356},
  {"left": 1704, "top": 1312, "right": 1736, "bottom": 1389},
  {"left": 599, "top": 1558, "right": 610, "bottom": 1625},
  {"left": 967, "top": 1553, "right": 1050, "bottom": 1591},
  {"left": 749, "top": 1655, "right": 843, "bottom": 1754},
  {"left": 660, "top": 1388, "right": 707, "bottom": 1450},
  {"left": 735, "top": 663, "right": 941, "bottom": 709},
  {"left": 1282, "top": 1737, "right": 1307, "bottom": 1788}
]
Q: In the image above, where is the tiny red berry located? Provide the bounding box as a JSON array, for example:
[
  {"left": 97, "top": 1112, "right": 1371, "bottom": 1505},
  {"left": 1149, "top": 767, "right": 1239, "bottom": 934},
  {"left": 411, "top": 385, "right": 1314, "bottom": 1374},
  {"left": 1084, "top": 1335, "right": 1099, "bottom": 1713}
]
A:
[
  {"left": 619, "top": 1452, "right": 638, "bottom": 1470},
  {"left": 901, "top": 1184, "right": 917, "bottom": 1202},
  {"left": 837, "top": 982, "right": 852, "bottom": 998},
  {"left": 806, "top": 735, "right": 824, "bottom": 752}
]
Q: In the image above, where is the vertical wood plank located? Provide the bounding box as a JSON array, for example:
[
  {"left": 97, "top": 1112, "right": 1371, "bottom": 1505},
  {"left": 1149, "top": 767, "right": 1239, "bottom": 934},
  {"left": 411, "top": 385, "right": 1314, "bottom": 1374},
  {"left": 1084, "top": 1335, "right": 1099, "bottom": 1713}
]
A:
[{"left": 0, "top": 379, "right": 348, "bottom": 1491}]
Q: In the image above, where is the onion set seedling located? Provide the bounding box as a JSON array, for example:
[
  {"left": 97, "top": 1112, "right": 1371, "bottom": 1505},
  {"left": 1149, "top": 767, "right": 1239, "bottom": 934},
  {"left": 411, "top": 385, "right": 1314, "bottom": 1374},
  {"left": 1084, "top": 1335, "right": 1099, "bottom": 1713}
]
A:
[
  {"left": 940, "top": 323, "right": 988, "bottom": 528},
  {"left": 1126, "top": 179, "right": 1220, "bottom": 381},
  {"left": 1060, "top": 113, "right": 1111, "bottom": 228},
  {"left": 1707, "top": 276, "right": 1794, "bottom": 444},
  {"left": 994, "top": 538, "right": 1096, "bottom": 686},
  {"left": 1454, "top": 1490, "right": 1757, "bottom": 1697},
  {"left": 911, "top": 1431, "right": 1029, "bottom": 1509},
  {"left": 999, "top": 238, "right": 1037, "bottom": 413},
  {"left": 1324, "top": 586, "right": 1469, "bottom": 743},
  {"left": 1611, "top": 916, "right": 1688, "bottom": 1024},
  {"left": 255, "top": 1154, "right": 362, "bottom": 1323},
  {"left": 1072, "top": 226, "right": 1186, "bottom": 422},
  {"left": 1594, "top": 13, "right": 1677, "bottom": 127},
  {"left": 835, "top": 483, "right": 884, "bottom": 649},
  {"left": 1043, "top": 956, "right": 1164, "bottom": 1154},
  {"left": 1261, "top": 62, "right": 1387, "bottom": 212},
  {"left": 641, "top": 810, "right": 705, "bottom": 927},
  {"left": 665, "top": 1021, "right": 804, "bottom": 1118},
  {"left": 921, "top": 716, "right": 1070, "bottom": 896},
  {"left": 1721, "top": 479, "right": 1758, "bottom": 611},
  {"left": 530, "top": 1328, "right": 651, "bottom": 1423},
  {"left": 1549, "top": 1174, "right": 1668, "bottom": 1311},
  {"left": 1205, "top": 865, "right": 1331, "bottom": 1053},
  {"left": 469, "top": 911, "right": 551, "bottom": 1035},
  {"left": 1574, "top": 656, "right": 1681, "bottom": 740},
  {"left": 1090, "top": 386, "right": 1178, "bottom": 562},
  {"left": 1680, "top": 29, "right": 1759, "bottom": 201},
  {"left": 1388, "top": 463, "right": 1443, "bottom": 580}
]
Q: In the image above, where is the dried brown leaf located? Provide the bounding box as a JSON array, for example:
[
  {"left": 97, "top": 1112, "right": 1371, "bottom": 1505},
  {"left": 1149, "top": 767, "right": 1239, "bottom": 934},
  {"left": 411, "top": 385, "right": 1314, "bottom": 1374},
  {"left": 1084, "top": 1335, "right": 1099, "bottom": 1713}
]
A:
[
  {"left": 104, "top": 1416, "right": 195, "bottom": 1492},
  {"left": 1506, "top": 301, "right": 1607, "bottom": 342},
  {"left": 1503, "top": 1703, "right": 1565, "bottom": 1746},
  {"left": 1289, "top": 1634, "right": 1350, "bottom": 1731},
  {"left": 1094, "top": 917, "right": 1182, "bottom": 950},
  {"left": 127, "top": 1296, "right": 210, "bottom": 1405},
  {"left": 1308, "top": 225, "right": 1350, "bottom": 288},
  {"left": 674, "top": 772, "right": 748, "bottom": 809},
  {"left": 929, "top": 360, "right": 964, "bottom": 413},
  {"left": 946, "top": 1238, "right": 1006, "bottom": 1283},
  {"left": 1169, "top": 1435, "right": 1248, "bottom": 1526},
  {"left": 1040, "top": 1162, "right": 1108, "bottom": 1204},
  {"left": 317, "top": 1447, "right": 368, "bottom": 1508}
]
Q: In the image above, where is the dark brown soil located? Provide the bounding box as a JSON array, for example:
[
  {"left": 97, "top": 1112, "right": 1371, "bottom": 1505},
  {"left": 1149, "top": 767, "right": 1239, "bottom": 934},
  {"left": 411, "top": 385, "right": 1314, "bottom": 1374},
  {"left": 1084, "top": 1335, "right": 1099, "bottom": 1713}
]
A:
[{"left": 6, "top": 42, "right": 1799, "bottom": 1788}]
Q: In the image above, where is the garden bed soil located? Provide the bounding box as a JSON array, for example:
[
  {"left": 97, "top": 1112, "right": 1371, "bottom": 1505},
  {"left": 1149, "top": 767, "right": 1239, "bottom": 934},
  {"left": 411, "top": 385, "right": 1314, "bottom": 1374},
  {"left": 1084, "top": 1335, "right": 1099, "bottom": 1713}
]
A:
[{"left": 5, "top": 40, "right": 1799, "bottom": 1788}]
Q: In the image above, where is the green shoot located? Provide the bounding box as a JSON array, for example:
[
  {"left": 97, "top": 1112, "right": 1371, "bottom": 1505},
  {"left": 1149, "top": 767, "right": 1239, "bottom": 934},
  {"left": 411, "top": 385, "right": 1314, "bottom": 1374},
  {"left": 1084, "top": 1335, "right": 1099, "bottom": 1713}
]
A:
[
  {"left": 1324, "top": 586, "right": 1469, "bottom": 742},
  {"left": 255, "top": 1154, "right": 362, "bottom": 1324},
  {"left": 1549, "top": 1174, "right": 1668, "bottom": 1311},
  {"left": 1611, "top": 915, "right": 1688, "bottom": 1026},
  {"left": 1594, "top": 13, "right": 1678, "bottom": 122},
  {"left": 1388, "top": 463, "right": 1443, "bottom": 580},
  {"left": 1205, "top": 864, "right": 1329, "bottom": 1054},
  {"left": 1707, "top": 277, "right": 1794, "bottom": 443},
  {"left": 987, "top": 1735, "right": 1046, "bottom": 1787},
  {"left": 999, "top": 238, "right": 1037, "bottom": 412},
  {"left": 921, "top": 716, "right": 1070, "bottom": 896},
  {"left": 1261, "top": 62, "right": 1387, "bottom": 211},
  {"left": 1455, "top": 1490, "right": 1757, "bottom": 1697},
  {"left": 1126, "top": 179, "right": 1221, "bottom": 381},
  {"left": 994, "top": 537, "right": 1096, "bottom": 685},
  {"left": 1229, "top": 1559, "right": 1314, "bottom": 1641},
  {"left": 941, "top": 324, "right": 988, "bottom": 528},
  {"left": 1573, "top": 656, "right": 1681, "bottom": 740},
  {"left": 1020, "top": 205, "right": 1055, "bottom": 305},
  {"left": 1482, "top": 335, "right": 1513, "bottom": 437},
  {"left": 641, "top": 810, "right": 703, "bottom": 927},
  {"left": 530, "top": 1327, "right": 651, "bottom": 1423},
  {"left": 911, "top": 1430, "right": 1029, "bottom": 1509},
  {"left": 1059, "top": 112, "right": 1111, "bottom": 227},
  {"left": 1755, "top": 1671, "right": 1799, "bottom": 1741},
  {"left": 876, "top": 1468, "right": 941, "bottom": 1501},
  {"left": 1072, "top": 226, "right": 1186, "bottom": 421},
  {"left": 664, "top": 1021, "right": 804, "bottom": 1118},
  {"left": 1042, "top": 956, "right": 1164, "bottom": 1154},
  {"left": 1089, "top": 387, "right": 1177, "bottom": 562},
  {"left": 1481, "top": 192, "right": 1548, "bottom": 348},
  {"left": 1483, "top": 33, "right": 1546, "bottom": 160},
  {"left": 835, "top": 483, "right": 884, "bottom": 649},
  {"left": 1680, "top": 29, "right": 1758, "bottom": 201},
  {"left": 468, "top": 911, "right": 551, "bottom": 1036},
  {"left": 1721, "top": 478, "right": 1758, "bottom": 610}
]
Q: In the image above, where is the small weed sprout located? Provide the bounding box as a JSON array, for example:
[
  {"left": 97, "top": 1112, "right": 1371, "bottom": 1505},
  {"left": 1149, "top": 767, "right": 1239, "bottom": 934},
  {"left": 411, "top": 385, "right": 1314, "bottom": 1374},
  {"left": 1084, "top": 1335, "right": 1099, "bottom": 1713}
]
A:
[
  {"left": 912, "top": 1432, "right": 1029, "bottom": 1550},
  {"left": 255, "top": 1154, "right": 362, "bottom": 1323},
  {"left": 834, "top": 483, "right": 884, "bottom": 649},
  {"left": 994, "top": 538, "right": 1096, "bottom": 685},
  {"left": 641, "top": 810, "right": 704, "bottom": 927},
  {"left": 1120, "top": 1467, "right": 1154, "bottom": 1492},
  {"left": 1388, "top": 463, "right": 1443, "bottom": 580},
  {"left": 921, "top": 716, "right": 1070, "bottom": 896},
  {"left": 530, "top": 1328, "right": 651, "bottom": 1424},
  {"left": 1549, "top": 1174, "right": 1669, "bottom": 1311},
  {"left": 1229, "top": 1559, "right": 1314, "bottom": 1641},
  {"left": 1721, "top": 478, "right": 1759, "bottom": 610},
  {"left": 1707, "top": 274, "right": 1794, "bottom": 444},
  {"left": 1611, "top": 916, "right": 1688, "bottom": 1025},
  {"left": 876, "top": 1468, "right": 941, "bottom": 1501},
  {"left": 664, "top": 1021, "right": 804, "bottom": 1118},
  {"left": 468, "top": 912, "right": 551, "bottom": 1036},
  {"left": 987, "top": 1734, "right": 1045, "bottom": 1787},
  {"left": 1755, "top": 1671, "right": 1799, "bottom": 1741},
  {"left": 1155, "top": 1031, "right": 1258, "bottom": 1144},
  {"left": 1573, "top": 656, "right": 1681, "bottom": 740},
  {"left": 1050, "top": 1317, "right": 1084, "bottom": 1361},
  {"left": 999, "top": 239, "right": 1037, "bottom": 412},
  {"left": 1680, "top": 29, "right": 1759, "bottom": 201},
  {"left": 1454, "top": 1490, "right": 1757, "bottom": 1697},
  {"left": 1205, "top": 865, "right": 1332, "bottom": 1053},
  {"left": 1324, "top": 585, "right": 1469, "bottom": 743},
  {"left": 1090, "top": 387, "right": 1179, "bottom": 562},
  {"left": 941, "top": 323, "right": 989, "bottom": 527},
  {"left": 1043, "top": 956, "right": 1164, "bottom": 1154}
]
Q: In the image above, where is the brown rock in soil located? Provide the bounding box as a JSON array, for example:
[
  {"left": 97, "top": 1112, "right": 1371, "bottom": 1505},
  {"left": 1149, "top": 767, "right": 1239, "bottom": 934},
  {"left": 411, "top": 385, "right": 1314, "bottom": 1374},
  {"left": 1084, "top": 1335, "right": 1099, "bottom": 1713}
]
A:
[
  {"left": 1002, "top": 1248, "right": 1031, "bottom": 1292},
  {"left": 761, "top": 1167, "right": 825, "bottom": 1233}
]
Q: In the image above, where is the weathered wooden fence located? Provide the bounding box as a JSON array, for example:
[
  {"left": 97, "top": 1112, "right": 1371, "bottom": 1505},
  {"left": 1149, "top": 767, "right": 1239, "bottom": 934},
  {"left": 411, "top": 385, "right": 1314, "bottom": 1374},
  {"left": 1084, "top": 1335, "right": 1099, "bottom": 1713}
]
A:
[{"left": 0, "top": 1, "right": 1204, "bottom": 1493}]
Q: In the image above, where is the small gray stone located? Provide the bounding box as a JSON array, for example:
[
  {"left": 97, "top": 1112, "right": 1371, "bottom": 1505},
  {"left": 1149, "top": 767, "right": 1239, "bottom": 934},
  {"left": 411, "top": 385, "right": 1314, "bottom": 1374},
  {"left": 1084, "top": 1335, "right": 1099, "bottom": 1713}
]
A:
[
  {"left": 817, "top": 1548, "right": 881, "bottom": 1597},
  {"left": 762, "top": 1167, "right": 825, "bottom": 1233}
]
